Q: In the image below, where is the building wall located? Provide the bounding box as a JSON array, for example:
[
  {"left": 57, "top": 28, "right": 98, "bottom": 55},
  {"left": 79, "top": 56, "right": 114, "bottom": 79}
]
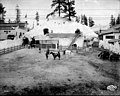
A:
[
  {"left": 114, "top": 33, "right": 120, "bottom": 39},
  {"left": 0, "top": 30, "right": 15, "bottom": 40},
  {"left": 58, "top": 38, "right": 72, "bottom": 46},
  {"left": 0, "top": 29, "right": 26, "bottom": 40},
  {"left": 38, "top": 40, "right": 59, "bottom": 50},
  {"left": 103, "top": 33, "right": 120, "bottom": 42},
  {"left": 52, "top": 37, "right": 84, "bottom": 48},
  {"left": 103, "top": 34, "right": 114, "bottom": 42}
]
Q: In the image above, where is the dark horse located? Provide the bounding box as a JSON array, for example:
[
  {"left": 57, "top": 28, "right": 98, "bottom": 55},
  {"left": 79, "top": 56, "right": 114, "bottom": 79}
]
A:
[
  {"left": 22, "top": 37, "right": 29, "bottom": 47},
  {"left": 29, "top": 37, "right": 36, "bottom": 48},
  {"left": 50, "top": 51, "right": 61, "bottom": 60}
]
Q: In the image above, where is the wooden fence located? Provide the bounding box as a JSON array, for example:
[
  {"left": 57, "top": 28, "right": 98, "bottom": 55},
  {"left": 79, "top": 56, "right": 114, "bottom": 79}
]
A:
[{"left": 0, "top": 45, "right": 25, "bottom": 55}]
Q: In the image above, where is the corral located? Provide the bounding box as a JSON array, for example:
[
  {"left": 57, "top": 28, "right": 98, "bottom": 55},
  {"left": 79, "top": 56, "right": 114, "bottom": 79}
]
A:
[{"left": 0, "top": 47, "right": 120, "bottom": 95}]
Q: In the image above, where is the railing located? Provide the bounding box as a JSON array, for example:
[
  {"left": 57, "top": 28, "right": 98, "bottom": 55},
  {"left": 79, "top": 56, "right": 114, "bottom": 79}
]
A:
[
  {"left": 0, "top": 45, "right": 25, "bottom": 55},
  {"left": 67, "top": 34, "right": 81, "bottom": 50}
]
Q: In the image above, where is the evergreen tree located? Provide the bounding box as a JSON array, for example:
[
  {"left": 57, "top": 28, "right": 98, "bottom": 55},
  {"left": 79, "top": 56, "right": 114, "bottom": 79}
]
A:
[
  {"left": 116, "top": 14, "right": 120, "bottom": 25},
  {"left": 76, "top": 15, "right": 80, "bottom": 23},
  {"left": 109, "top": 15, "right": 116, "bottom": 27},
  {"left": 46, "top": 0, "right": 66, "bottom": 19},
  {"left": 81, "top": 15, "right": 84, "bottom": 25},
  {"left": 0, "top": 3, "right": 6, "bottom": 23},
  {"left": 89, "top": 17, "right": 94, "bottom": 27},
  {"left": 84, "top": 15, "right": 88, "bottom": 26},
  {"left": 47, "top": 0, "right": 76, "bottom": 21},
  {"left": 35, "top": 12, "right": 39, "bottom": 25},
  {"left": 63, "top": 0, "right": 76, "bottom": 21},
  {"left": 113, "top": 17, "right": 116, "bottom": 25}
]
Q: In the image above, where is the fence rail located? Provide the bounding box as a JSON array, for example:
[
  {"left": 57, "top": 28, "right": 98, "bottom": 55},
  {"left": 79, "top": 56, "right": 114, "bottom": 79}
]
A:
[{"left": 0, "top": 45, "right": 25, "bottom": 55}]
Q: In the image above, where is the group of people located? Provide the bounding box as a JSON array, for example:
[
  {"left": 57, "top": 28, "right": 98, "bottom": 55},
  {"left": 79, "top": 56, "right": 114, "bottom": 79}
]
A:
[{"left": 22, "top": 36, "right": 36, "bottom": 48}]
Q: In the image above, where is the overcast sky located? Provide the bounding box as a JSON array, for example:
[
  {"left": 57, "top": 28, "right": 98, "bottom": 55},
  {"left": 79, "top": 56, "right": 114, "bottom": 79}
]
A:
[{"left": 0, "top": 0, "right": 120, "bottom": 25}]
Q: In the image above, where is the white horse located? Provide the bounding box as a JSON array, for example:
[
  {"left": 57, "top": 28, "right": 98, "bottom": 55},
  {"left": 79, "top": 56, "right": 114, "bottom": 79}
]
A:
[{"left": 65, "top": 50, "right": 72, "bottom": 55}]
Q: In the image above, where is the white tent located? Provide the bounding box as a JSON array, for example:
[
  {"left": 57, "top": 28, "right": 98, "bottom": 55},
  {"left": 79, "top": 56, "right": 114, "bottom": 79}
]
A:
[
  {"left": 25, "top": 20, "right": 98, "bottom": 39},
  {"left": 42, "top": 21, "right": 98, "bottom": 39}
]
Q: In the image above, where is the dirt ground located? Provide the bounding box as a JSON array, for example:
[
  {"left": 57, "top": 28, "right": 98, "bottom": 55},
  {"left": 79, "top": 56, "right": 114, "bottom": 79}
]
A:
[{"left": 0, "top": 48, "right": 120, "bottom": 95}]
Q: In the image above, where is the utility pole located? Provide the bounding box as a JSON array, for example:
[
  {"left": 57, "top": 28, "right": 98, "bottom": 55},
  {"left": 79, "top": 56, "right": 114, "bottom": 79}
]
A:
[
  {"left": 0, "top": 3, "right": 6, "bottom": 23},
  {"left": 16, "top": 5, "right": 21, "bottom": 23}
]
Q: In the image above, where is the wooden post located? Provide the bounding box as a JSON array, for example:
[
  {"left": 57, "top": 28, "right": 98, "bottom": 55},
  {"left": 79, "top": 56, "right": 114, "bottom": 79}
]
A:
[{"left": 3, "top": 48, "right": 5, "bottom": 54}]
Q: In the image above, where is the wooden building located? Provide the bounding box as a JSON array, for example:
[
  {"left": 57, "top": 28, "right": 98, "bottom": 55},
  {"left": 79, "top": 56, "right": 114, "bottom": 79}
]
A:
[
  {"left": 98, "top": 24, "right": 120, "bottom": 45},
  {"left": 0, "top": 23, "right": 26, "bottom": 40}
]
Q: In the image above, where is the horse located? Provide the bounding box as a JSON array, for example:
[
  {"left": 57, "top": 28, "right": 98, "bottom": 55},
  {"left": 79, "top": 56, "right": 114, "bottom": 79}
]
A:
[
  {"left": 50, "top": 51, "right": 61, "bottom": 60},
  {"left": 65, "top": 50, "right": 72, "bottom": 55},
  {"left": 22, "top": 37, "right": 29, "bottom": 47},
  {"left": 29, "top": 40, "right": 35, "bottom": 48},
  {"left": 29, "top": 37, "right": 36, "bottom": 48}
]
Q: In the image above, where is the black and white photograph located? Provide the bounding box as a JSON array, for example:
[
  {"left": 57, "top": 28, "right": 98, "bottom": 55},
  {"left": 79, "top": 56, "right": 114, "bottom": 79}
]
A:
[{"left": 0, "top": 0, "right": 120, "bottom": 95}]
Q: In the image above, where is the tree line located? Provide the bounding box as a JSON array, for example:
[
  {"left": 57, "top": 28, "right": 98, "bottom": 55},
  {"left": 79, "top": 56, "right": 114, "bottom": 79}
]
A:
[
  {"left": 46, "top": 0, "right": 94, "bottom": 27},
  {"left": 109, "top": 14, "right": 120, "bottom": 27},
  {"left": 0, "top": 1, "right": 94, "bottom": 27}
]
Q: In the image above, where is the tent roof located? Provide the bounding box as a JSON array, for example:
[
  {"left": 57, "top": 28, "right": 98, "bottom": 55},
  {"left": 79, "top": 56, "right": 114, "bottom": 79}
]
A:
[{"left": 25, "top": 21, "right": 98, "bottom": 39}]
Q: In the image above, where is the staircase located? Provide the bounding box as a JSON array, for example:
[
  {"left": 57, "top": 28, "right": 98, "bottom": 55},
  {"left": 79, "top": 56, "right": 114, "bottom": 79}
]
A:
[{"left": 67, "top": 34, "right": 81, "bottom": 50}]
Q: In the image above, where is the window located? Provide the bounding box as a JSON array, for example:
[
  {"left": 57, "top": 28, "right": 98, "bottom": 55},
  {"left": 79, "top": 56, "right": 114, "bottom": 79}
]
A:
[
  {"left": 119, "top": 35, "right": 120, "bottom": 39},
  {"left": 4, "top": 31, "right": 8, "bottom": 34},
  {"left": 108, "top": 42, "right": 114, "bottom": 45},
  {"left": 99, "top": 35, "right": 103, "bottom": 40},
  {"left": 106, "top": 36, "right": 115, "bottom": 39}
]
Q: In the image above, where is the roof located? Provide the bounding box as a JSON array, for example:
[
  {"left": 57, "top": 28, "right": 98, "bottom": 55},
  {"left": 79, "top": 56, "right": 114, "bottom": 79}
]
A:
[
  {"left": 49, "top": 33, "right": 75, "bottom": 38},
  {"left": 99, "top": 25, "right": 120, "bottom": 35},
  {"left": 0, "top": 23, "right": 25, "bottom": 27},
  {"left": 0, "top": 27, "right": 14, "bottom": 30},
  {"left": 0, "top": 23, "right": 26, "bottom": 30},
  {"left": 113, "top": 24, "right": 120, "bottom": 30},
  {"left": 108, "top": 39, "right": 120, "bottom": 43}
]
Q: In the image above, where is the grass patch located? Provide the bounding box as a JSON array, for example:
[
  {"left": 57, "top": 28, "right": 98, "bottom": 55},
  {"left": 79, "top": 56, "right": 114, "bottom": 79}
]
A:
[
  {"left": 0, "top": 82, "right": 104, "bottom": 95},
  {"left": 88, "top": 61, "right": 120, "bottom": 82}
]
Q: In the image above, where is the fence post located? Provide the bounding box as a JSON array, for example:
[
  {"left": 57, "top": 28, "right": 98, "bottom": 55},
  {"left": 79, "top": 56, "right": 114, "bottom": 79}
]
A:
[
  {"left": 0, "top": 44, "right": 26, "bottom": 56},
  {"left": 17, "top": 45, "right": 18, "bottom": 50},
  {"left": 3, "top": 48, "right": 6, "bottom": 54}
]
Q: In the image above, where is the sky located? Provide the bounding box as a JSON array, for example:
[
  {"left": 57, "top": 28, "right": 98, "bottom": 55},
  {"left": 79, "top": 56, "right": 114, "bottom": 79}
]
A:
[{"left": 0, "top": 0, "right": 120, "bottom": 26}]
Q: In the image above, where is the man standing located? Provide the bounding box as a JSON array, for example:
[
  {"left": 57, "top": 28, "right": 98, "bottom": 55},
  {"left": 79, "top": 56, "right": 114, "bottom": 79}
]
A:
[
  {"left": 45, "top": 47, "right": 50, "bottom": 60},
  {"left": 39, "top": 44, "right": 41, "bottom": 53}
]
